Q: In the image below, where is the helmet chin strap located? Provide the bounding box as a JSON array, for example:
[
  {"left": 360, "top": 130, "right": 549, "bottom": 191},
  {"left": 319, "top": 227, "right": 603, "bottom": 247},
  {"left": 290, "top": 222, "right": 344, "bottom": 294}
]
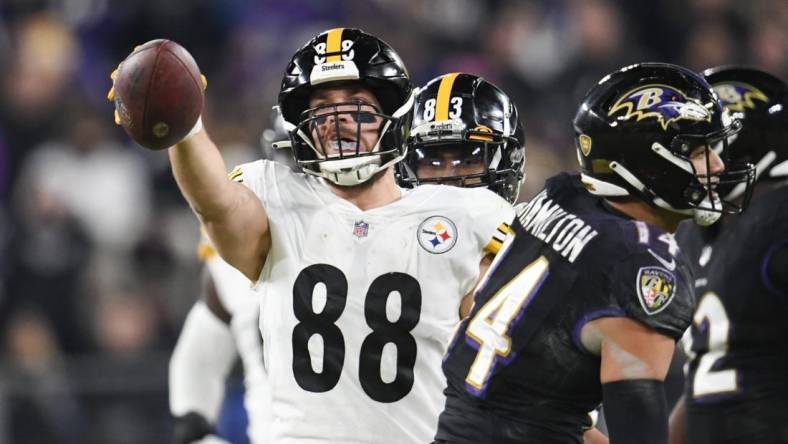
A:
[
  {"left": 318, "top": 155, "right": 382, "bottom": 186},
  {"left": 691, "top": 204, "right": 722, "bottom": 226},
  {"left": 593, "top": 161, "right": 723, "bottom": 226}
]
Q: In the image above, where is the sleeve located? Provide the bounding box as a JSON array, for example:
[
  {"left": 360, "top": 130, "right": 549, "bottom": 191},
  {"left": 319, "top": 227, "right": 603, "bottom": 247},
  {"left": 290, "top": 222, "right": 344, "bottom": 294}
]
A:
[
  {"left": 196, "top": 228, "right": 255, "bottom": 314},
  {"left": 226, "top": 159, "right": 278, "bottom": 210},
  {"left": 758, "top": 192, "right": 788, "bottom": 299},
  {"left": 466, "top": 188, "right": 516, "bottom": 255},
  {"left": 204, "top": 250, "right": 256, "bottom": 315},
  {"left": 762, "top": 240, "right": 788, "bottom": 299},
  {"left": 169, "top": 301, "right": 238, "bottom": 421},
  {"left": 611, "top": 248, "right": 694, "bottom": 341}
]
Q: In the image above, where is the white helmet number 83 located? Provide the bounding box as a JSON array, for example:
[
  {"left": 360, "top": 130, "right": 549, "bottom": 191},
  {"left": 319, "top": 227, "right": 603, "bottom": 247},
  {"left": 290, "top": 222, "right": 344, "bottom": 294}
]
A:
[{"left": 423, "top": 97, "right": 463, "bottom": 122}]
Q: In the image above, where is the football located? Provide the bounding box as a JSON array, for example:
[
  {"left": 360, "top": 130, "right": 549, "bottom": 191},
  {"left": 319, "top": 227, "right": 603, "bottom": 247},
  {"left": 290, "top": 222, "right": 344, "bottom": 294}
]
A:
[{"left": 113, "top": 39, "right": 204, "bottom": 150}]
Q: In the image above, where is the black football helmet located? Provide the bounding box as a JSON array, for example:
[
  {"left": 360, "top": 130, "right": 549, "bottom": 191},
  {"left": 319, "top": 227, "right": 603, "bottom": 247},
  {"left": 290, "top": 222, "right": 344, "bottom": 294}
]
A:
[
  {"left": 573, "top": 62, "right": 755, "bottom": 226},
  {"left": 703, "top": 66, "right": 788, "bottom": 200},
  {"left": 398, "top": 73, "right": 525, "bottom": 203},
  {"left": 278, "top": 28, "right": 414, "bottom": 186},
  {"left": 259, "top": 106, "right": 297, "bottom": 170}
]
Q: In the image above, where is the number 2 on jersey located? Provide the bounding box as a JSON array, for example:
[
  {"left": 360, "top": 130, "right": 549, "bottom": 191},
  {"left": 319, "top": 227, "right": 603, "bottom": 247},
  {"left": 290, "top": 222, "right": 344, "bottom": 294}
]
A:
[
  {"left": 465, "top": 256, "right": 549, "bottom": 392},
  {"left": 292, "top": 264, "right": 421, "bottom": 403},
  {"left": 691, "top": 291, "right": 739, "bottom": 398}
]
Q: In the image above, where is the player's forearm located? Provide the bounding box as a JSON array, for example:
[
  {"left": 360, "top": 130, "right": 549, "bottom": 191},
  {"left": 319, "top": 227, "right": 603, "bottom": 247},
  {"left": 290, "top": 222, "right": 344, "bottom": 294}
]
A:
[
  {"left": 169, "top": 130, "right": 237, "bottom": 222},
  {"left": 667, "top": 395, "right": 687, "bottom": 444},
  {"left": 583, "top": 428, "right": 609, "bottom": 444},
  {"left": 602, "top": 379, "right": 668, "bottom": 444},
  {"left": 170, "top": 130, "right": 270, "bottom": 280}
]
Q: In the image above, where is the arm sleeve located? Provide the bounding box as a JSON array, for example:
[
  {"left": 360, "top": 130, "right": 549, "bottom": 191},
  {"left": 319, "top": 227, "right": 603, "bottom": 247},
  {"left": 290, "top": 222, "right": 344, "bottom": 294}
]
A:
[
  {"left": 763, "top": 240, "right": 788, "bottom": 299},
  {"left": 603, "top": 379, "right": 668, "bottom": 444},
  {"left": 468, "top": 188, "right": 516, "bottom": 255},
  {"left": 169, "top": 301, "right": 238, "bottom": 421}
]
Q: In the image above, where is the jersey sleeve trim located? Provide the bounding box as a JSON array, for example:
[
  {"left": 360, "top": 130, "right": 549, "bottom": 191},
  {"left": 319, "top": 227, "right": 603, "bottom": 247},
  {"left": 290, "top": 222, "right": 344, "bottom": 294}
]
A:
[
  {"left": 761, "top": 239, "right": 788, "bottom": 299},
  {"left": 197, "top": 226, "right": 216, "bottom": 261},
  {"left": 197, "top": 242, "right": 216, "bottom": 261},
  {"left": 571, "top": 307, "right": 627, "bottom": 355},
  {"left": 483, "top": 222, "right": 513, "bottom": 255},
  {"left": 228, "top": 166, "right": 244, "bottom": 182}
]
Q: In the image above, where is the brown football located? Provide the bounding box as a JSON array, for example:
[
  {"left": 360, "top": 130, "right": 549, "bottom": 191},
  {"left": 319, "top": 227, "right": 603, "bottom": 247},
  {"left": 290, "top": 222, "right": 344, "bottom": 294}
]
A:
[{"left": 113, "top": 39, "right": 204, "bottom": 150}]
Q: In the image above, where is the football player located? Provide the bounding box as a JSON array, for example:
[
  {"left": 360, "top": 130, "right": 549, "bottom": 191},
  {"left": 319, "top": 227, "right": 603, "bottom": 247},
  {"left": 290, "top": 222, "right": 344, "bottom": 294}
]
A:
[
  {"left": 398, "top": 72, "right": 525, "bottom": 316},
  {"left": 398, "top": 72, "right": 526, "bottom": 205},
  {"left": 111, "top": 28, "right": 514, "bottom": 443},
  {"left": 435, "top": 63, "right": 755, "bottom": 444},
  {"left": 170, "top": 237, "right": 269, "bottom": 444},
  {"left": 169, "top": 109, "right": 292, "bottom": 444},
  {"left": 402, "top": 72, "right": 608, "bottom": 444},
  {"left": 668, "top": 67, "right": 788, "bottom": 444}
]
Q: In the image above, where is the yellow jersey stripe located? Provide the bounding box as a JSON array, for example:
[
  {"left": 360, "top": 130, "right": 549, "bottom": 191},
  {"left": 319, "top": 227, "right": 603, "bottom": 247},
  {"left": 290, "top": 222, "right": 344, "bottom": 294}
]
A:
[
  {"left": 197, "top": 242, "right": 216, "bottom": 261},
  {"left": 326, "top": 28, "right": 344, "bottom": 62},
  {"left": 485, "top": 222, "right": 513, "bottom": 255},
  {"left": 228, "top": 167, "right": 244, "bottom": 182},
  {"left": 483, "top": 238, "right": 504, "bottom": 255},
  {"left": 435, "top": 72, "right": 460, "bottom": 121}
]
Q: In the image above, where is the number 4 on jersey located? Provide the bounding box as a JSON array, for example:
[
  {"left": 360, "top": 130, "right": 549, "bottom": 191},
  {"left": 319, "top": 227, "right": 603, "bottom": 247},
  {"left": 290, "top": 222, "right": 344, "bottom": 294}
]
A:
[{"left": 465, "top": 257, "right": 550, "bottom": 393}]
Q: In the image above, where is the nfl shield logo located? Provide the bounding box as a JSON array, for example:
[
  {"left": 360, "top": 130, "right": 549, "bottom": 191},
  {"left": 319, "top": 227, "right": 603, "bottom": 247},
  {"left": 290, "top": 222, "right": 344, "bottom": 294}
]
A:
[{"left": 353, "top": 220, "right": 370, "bottom": 238}]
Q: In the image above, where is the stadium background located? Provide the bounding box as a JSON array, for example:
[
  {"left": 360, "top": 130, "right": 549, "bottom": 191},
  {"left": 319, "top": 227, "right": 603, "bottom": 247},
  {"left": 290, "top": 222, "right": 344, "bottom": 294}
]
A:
[{"left": 0, "top": 0, "right": 785, "bottom": 442}]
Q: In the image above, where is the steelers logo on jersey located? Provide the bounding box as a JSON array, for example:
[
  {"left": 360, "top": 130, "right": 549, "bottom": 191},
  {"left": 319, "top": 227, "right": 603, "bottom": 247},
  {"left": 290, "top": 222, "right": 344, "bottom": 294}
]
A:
[
  {"left": 636, "top": 266, "right": 677, "bottom": 315},
  {"left": 417, "top": 216, "right": 458, "bottom": 254}
]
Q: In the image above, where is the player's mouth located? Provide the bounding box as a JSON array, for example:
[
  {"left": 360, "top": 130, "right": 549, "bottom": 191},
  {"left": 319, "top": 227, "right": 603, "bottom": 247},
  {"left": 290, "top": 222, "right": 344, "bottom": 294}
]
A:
[{"left": 325, "top": 137, "right": 363, "bottom": 154}]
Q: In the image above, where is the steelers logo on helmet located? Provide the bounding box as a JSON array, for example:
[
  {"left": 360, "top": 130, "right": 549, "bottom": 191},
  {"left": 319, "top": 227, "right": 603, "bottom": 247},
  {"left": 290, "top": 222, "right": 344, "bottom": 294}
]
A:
[
  {"left": 711, "top": 82, "right": 769, "bottom": 113},
  {"left": 636, "top": 266, "right": 677, "bottom": 315},
  {"left": 417, "top": 216, "right": 458, "bottom": 254},
  {"left": 608, "top": 85, "right": 712, "bottom": 130}
]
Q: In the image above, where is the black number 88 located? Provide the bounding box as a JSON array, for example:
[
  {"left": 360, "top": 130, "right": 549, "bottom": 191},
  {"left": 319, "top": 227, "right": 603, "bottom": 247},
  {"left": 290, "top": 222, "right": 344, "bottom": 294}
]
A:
[{"left": 292, "top": 264, "right": 421, "bottom": 403}]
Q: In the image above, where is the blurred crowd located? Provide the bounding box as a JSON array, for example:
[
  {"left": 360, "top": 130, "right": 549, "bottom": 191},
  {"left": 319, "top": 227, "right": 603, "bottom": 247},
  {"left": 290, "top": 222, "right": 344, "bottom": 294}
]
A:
[{"left": 0, "top": 0, "right": 785, "bottom": 442}]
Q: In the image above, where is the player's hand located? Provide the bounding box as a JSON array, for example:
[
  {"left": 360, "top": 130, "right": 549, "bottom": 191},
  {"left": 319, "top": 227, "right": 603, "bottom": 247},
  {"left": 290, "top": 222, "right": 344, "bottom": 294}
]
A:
[
  {"left": 106, "top": 47, "right": 207, "bottom": 125},
  {"left": 173, "top": 412, "right": 227, "bottom": 444},
  {"left": 107, "top": 65, "right": 122, "bottom": 126},
  {"left": 192, "top": 435, "right": 231, "bottom": 444},
  {"left": 107, "top": 41, "right": 207, "bottom": 149}
]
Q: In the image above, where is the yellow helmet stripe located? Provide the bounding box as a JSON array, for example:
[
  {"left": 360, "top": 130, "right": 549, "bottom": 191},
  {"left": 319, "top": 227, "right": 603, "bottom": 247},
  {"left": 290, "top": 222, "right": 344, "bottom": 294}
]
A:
[
  {"left": 326, "top": 28, "right": 344, "bottom": 63},
  {"left": 435, "top": 72, "right": 460, "bottom": 121}
]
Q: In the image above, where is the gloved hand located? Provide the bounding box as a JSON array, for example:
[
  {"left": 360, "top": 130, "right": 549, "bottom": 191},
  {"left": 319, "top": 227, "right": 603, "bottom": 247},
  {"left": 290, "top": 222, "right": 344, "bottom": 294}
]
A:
[
  {"left": 173, "top": 411, "right": 230, "bottom": 444},
  {"left": 107, "top": 42, "right": 207, "bottom": 148},
  {"left": 192, "top": 435, "right": 231, "bottom": 444}
]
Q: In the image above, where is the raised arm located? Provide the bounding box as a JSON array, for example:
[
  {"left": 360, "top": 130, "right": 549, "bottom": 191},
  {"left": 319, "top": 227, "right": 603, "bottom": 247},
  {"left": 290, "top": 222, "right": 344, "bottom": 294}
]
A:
[
  {"left": 109, "top": 40, "right": 270, "bottom": 280},
  {"left": 169, "top": 131, "right": 270, "bottom": 280}
]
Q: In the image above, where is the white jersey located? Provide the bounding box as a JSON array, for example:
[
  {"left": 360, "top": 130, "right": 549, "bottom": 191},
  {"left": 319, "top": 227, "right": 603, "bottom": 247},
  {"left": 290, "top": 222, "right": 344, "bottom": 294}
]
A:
[
  {"left": 231, "top": 160, "right": 514, "bottom": 444},
  {"left": 200, "top": 243, "right": 271, "bottom": 444}
]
